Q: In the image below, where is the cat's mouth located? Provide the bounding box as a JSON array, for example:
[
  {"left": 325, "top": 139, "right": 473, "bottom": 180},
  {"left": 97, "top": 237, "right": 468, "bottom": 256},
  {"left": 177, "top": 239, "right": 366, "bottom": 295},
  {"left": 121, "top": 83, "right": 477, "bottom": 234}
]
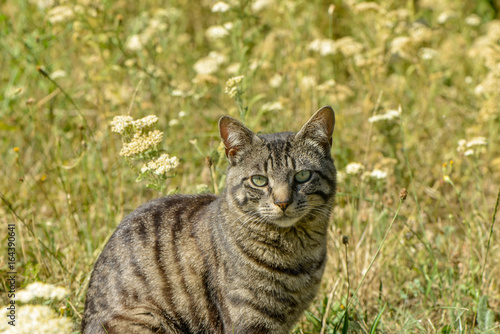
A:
[{"left": 269, "top": 215, "right": 302, "bottom": 228}]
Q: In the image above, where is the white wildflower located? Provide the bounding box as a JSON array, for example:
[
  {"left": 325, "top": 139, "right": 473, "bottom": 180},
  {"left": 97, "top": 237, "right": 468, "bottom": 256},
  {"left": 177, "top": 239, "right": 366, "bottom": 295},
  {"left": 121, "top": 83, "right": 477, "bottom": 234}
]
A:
[
  {"left": 205, "top": 25, "right": 229, "bottom": 40},
  {"left": 457, "top": 137, "right": 487, "bottom": 156},
  {"left": 208, "top": 51, "right": 227, "bottom": 64},
  {"left": 119, "top": 130, "right": 163, "bottom": 157},
  {"left": 110, "top": 115, "right": 134, "bottom": 134},
  {"left": 464, "top": 149, "right": 474, "bottom": 156},
  {"left": 456, "top": 139, "right": 467, "bottom": 153},
  {"left": 227, "top": 62, "right": 241, "bottom": 75},
  {"left": 409, "top": 22, "right": 433, "bottom": 44},
  {"left": 336, "top": 171, "right": 346, "bottom": 183},
  {"left": 30, "top": 0, "right": 55, "bottom": 10},
  {"left": 365, "top": 169, "right": 387, "bottom": 180},
  {"left": 261, "top": 101, "right": 284, "bottom": 112},
  {"left": 169, "top": 119, "right": 179, "bottom": 126},
  {"left": 308, "top": 39, "right": 337, "bottom": 56},
  {"left": 269, "top": 73, "right": 283, "bottom": 88},
  {"left": 194, "top": 57, "right": 219, "bottom": 75},
  {"left": 178, "top": 111, "right": 187, "bottom": 118},
  {"left": 345, "top": 162, "right": 365, "bottom": 175},
  {"left": 251, "top": 0, "right": 274, "bottom": 12},
  {"left": 47, "top": 6, "right": 74, "bottom": 24},
  {"left": 125, "top": 34, "right": 144, "bottom": 52},
  {"left": 223, "top": 22, "right": 234, "bottom": 30},
  {"left": 474, "top": 72, "right": 500, "bottom": 96},
  {"left": 418, "top": 47, "right": 438, "bottom": 60},
  {"left": 352, "top": 2, "right": 381, "bottom": 13},
  {"left": 390, "top": 36, "right": 413, "bottom": 59},
  {"left": 193, "top": 52, "right": 226, "bottom": 75},
  {"left": 171, "top": 89, "right": 184, "bottom": 97},
  {"left": 132, "top": 115, "right": 159, "bottom": 130},
  {"left": 465, "top": 14, "right": 481, "bottom": 27},
  {"left": 212, "top": 1, "right": 231, "bottom": 13},
  {"left": 300, "top": 76, "right": 317, "bottom": 89},
  {"left": 466, "top": 137, "right": 487, "bottom": 148},
  {"left": 437, "top": 11, "right": 457, "bottom": 24},
  {"left": 0, "top": 305, "right": 73, "bottom": 334},
  {"left": 17, "top": 282, "right": 69, "bottom": 303},
  {"left": 50, "top": 70, "right": 66, "bottom": 79},
  {"left": 141, "top": 154, "right": 179, "bottom": 175},
  {"left": 368, "top": 109, "right": 400, "bottom": 123},
  {"left": 335, "top": 36, "right": 364, "bottom": 57},
  {"left": 225, "top": 75, "right": 244, "bottom": 98}
]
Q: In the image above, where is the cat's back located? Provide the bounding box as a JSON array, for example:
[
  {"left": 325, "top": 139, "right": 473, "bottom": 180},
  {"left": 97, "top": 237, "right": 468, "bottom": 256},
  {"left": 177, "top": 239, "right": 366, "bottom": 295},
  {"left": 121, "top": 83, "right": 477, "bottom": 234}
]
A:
[{"left": 82, "top": 193, "right": 219, "bottom": 334}]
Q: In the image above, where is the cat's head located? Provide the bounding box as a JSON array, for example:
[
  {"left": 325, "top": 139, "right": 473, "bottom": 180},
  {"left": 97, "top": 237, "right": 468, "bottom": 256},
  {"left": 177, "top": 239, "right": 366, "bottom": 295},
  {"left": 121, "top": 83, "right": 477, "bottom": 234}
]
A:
[{"left": 219, "top": 106, "right": 336, "bottom": 228}]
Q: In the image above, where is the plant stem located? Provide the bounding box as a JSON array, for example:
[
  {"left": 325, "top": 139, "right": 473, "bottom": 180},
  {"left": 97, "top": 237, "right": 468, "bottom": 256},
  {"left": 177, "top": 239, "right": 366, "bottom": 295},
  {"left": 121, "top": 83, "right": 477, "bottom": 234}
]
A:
[{"left": 347, "top": 198, "right": 403, "bottom": 310}]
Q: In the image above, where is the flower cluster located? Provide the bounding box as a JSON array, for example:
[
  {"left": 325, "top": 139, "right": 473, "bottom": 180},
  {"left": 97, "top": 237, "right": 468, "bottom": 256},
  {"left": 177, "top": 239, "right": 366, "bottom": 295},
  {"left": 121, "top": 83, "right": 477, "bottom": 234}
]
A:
[
  {"left": 193, "top": 51, "right": 227, "bottom": 75},
  {"left": 124, "top": 10, "right": 169, "bottom": 52},
  {"left": 0, "top": 305, "right": 72, "bottom": 334},
  {"left": 110, "top": 114, "right": 179, "bottom": 192},
  {"left": 17, "top": 282, "right": 69, "bottom": 303},
  {"left": 119, "top": 130, "right": 163, "bottom": 157},
  {"left": 211, "top": 1, "right": 231, "bottom": 13},
  {"left": 344, "top": 162, "right": 388, "bottom": 181},
  {"left": 110, "top": 115, "right": 159, "bottom": 135},
  {"left": 345, "top": 162, "right": 365, "bottom": 175},
  {"left": 225, "top": 75, "right": 244, "bottom": 98},
  {"left": 308, "top": 37, "right": 363, "bottom": 57},
  {"left": 141, "top": 154, "right": 180, "bottom": 175},
  {"left": 368, "top": 109, "right": 401, "bottom": 123},
  {"left": 111, "top": 115, "right": 163, "bottom": 157},
  {"left": 457, "top": 137, "right": 487, "bottom": 156}
]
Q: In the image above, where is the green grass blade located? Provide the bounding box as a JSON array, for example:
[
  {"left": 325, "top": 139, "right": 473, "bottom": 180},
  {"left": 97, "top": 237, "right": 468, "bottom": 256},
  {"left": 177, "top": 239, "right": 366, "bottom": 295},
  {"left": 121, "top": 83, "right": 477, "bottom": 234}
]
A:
[{"left": 369, "top": 302, "right": 386, "bottom": 334}]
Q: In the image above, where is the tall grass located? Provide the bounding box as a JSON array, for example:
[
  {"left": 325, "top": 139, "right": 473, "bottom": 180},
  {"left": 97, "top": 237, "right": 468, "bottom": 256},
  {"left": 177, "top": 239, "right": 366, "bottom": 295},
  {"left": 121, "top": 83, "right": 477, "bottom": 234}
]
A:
[{"left": 1, "top": 0, "right": 499, "bottom": 332}]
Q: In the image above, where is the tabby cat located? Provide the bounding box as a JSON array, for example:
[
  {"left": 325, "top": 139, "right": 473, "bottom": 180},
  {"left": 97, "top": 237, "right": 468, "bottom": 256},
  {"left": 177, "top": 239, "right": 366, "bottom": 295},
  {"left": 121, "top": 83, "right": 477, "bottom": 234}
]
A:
[{"left": 82, "top": 106, "right": 337, "bottom": 334}]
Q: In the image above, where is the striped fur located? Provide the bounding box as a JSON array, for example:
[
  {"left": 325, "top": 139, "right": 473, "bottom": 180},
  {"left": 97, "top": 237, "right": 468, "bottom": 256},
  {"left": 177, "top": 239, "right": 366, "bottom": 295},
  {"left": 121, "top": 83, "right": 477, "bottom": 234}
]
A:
[{"left": 82, "top": 106, "right": 337, "bottom": 334}]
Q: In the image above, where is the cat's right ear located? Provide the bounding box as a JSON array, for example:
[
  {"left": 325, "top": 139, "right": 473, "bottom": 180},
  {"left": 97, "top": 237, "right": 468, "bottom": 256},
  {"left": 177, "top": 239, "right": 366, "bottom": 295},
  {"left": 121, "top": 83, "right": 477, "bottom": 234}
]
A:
[{"left": 219, "top": 116, "right": 261, "bottom": 164}]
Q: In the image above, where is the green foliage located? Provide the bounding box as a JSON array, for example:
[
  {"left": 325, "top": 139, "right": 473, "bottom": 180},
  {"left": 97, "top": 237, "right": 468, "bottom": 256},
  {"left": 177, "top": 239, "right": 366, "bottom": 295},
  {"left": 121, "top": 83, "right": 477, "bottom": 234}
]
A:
[{"left": 477, "top": 296, "right": 494, "bottom": 332}]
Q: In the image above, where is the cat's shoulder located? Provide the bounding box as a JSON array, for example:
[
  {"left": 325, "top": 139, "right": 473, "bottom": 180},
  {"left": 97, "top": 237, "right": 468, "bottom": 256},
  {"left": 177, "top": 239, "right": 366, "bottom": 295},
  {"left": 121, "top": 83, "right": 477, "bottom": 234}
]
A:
[{"left": 119, "top": 193, "right": 218, "bottom": 228}]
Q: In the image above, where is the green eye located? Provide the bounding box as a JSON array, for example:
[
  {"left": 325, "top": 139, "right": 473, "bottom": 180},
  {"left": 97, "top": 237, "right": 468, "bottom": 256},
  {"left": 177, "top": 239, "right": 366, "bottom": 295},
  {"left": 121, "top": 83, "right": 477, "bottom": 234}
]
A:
[
  {"left": 251, "top": 175, "right": 268, "bottom": 187},
  {"left": 295, "top": 170, "right": 311, "bottom": 183}
]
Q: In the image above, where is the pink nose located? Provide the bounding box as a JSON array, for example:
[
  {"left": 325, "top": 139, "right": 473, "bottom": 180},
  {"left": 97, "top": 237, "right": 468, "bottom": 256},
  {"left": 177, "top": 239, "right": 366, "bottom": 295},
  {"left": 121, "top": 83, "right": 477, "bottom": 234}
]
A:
[{"left": 275, "top": 201, "right": 290, "bottom": 211}]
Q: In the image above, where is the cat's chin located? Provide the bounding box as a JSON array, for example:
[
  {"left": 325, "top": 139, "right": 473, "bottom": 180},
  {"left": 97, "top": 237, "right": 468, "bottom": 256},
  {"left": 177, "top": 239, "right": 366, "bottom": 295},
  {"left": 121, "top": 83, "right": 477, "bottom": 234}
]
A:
[{"left": 269, "top": 216, "right": 301, "bottom": 228}]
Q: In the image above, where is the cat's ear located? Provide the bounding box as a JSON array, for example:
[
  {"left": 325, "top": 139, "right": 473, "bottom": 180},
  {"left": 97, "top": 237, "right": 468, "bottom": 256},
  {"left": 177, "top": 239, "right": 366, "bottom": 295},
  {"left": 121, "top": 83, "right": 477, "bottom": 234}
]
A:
[
  {"left": 219, "top": 116, "right": 262, "bottom": 164},
  {"left": 295, "top": 106, "right": 335, "bottom": 154}
]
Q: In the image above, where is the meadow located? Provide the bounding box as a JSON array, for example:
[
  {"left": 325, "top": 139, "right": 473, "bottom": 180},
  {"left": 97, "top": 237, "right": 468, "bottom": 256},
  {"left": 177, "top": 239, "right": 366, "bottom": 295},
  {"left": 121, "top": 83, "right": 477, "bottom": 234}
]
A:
[{"left": 1, "top": 0, "right": 499, "bottom": 332}]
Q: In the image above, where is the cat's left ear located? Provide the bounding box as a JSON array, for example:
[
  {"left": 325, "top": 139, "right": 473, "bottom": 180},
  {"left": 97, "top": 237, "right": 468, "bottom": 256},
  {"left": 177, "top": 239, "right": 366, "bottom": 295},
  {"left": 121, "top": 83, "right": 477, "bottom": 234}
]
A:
[
  {"left": 295, "top": 106, "right": 335, "bottom": 154},
  {"left": 219, "top": 116, "right": 262, "bottom": 164}
]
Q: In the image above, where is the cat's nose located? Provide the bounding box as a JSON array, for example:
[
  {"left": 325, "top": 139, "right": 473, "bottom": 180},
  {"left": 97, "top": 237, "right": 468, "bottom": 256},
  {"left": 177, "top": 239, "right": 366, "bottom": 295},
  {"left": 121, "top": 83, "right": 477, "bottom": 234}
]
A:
[{"left": 274, "top": 201, "right": 290, "bottom": 211}]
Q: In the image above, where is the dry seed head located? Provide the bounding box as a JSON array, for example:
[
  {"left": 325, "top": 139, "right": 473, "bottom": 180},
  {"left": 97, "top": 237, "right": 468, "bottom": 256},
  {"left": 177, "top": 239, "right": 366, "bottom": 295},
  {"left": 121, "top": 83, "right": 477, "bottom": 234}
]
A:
[
  {"left": 399, "top": 188, "right": 408, "bottom": 201},
  {"left": 205, "top": 156, "right": 213, "bottom": 168},
  {"left": 342, "top": 235, "right": 349, "bottom": 246}
]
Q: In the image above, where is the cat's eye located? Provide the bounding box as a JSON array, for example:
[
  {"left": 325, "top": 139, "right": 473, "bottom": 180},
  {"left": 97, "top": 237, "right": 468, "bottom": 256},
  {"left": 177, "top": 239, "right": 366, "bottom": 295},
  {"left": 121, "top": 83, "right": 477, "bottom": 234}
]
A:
[
  {"left": 251, "top": 175, "right": 268, "bottom": 187},
  {"left": 294, "top": 170, "right": 312, "bottom": 183}
]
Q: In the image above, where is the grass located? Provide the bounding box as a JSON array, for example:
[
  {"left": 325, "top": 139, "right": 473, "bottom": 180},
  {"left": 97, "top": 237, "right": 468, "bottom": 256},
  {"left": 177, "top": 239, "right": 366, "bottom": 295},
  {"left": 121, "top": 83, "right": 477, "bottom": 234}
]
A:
[{"left": 1, "top": 0, "right": 499, "bottom": 332}]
